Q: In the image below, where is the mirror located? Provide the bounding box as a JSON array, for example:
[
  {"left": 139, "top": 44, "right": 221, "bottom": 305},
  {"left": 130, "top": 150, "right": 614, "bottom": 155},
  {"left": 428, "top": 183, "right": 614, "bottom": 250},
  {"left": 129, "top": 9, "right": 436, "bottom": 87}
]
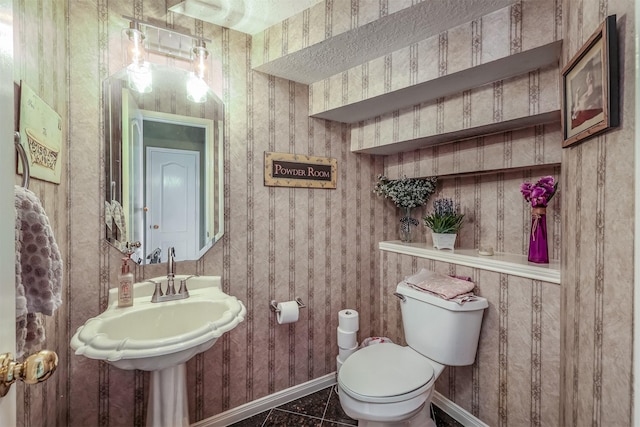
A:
[{"left": 104, "top": 64, "right": 224, "bottom": 264}]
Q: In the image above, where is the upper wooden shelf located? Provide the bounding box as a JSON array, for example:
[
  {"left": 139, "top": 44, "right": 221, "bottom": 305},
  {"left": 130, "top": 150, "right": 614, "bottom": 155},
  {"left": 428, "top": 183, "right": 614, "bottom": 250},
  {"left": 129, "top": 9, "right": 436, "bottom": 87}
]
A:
[
  {"left": 311, "top": 41, "right": 562, "bottom": 124},
  {"left": 353, "top": 111, "right": 560, "bottom": 155}
]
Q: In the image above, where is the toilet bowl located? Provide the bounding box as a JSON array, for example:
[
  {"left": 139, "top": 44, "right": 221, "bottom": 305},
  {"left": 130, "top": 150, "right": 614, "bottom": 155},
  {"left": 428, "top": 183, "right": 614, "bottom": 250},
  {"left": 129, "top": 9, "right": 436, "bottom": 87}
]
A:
[
  {"left": 337, "top": 343, "right": 444, "bottom": 427},
  {"left": 337, "top": 279, "right": 488, "bottom": 426}
]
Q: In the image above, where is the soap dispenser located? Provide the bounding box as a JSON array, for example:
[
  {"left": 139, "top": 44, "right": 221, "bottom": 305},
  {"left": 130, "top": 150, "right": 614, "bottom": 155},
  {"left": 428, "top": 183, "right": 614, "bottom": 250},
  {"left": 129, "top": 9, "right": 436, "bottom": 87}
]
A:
[{"left": 118, "top": 257, "right": 134, "bottom": 307}]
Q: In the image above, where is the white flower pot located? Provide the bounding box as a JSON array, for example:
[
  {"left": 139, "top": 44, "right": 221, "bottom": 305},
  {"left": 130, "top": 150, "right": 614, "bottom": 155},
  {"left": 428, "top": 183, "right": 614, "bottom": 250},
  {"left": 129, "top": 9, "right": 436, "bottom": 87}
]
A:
[{"left": 431, "top": 232, "right": 457, "bottom": 250}]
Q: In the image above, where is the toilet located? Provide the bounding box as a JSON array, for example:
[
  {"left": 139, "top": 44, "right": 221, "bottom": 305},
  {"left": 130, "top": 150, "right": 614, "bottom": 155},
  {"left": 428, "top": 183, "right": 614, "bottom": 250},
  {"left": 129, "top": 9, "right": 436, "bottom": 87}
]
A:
[{"left": 337, "top": 281, "right": 488, "bottom": 426}]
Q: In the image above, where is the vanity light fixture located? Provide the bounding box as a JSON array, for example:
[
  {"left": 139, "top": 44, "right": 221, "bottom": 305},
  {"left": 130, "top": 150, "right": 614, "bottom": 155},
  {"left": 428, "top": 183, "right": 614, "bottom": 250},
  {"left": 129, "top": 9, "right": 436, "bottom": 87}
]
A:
[
  {"left": 122, "top": 18, "right": 213, "bottom": 102},
  {"left": 124, "top": 22, "right": 152, "bottom": 94},
  {"left": 186, "top": 40, "right": 210, "bottom": 103}
]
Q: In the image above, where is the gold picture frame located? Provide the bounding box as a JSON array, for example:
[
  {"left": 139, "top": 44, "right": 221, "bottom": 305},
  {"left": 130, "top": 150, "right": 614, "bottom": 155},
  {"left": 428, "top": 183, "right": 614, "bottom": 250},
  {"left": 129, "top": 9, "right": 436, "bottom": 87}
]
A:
[{"left": 561, "top": 15, "right": 619, "bottom": 148}]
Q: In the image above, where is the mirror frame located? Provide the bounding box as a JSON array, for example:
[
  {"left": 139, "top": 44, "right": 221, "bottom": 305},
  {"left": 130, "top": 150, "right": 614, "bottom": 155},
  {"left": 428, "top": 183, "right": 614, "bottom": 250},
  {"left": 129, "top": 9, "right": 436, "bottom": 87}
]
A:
[{"left": 103, "top": 65, "right": 224, "bottom": 264}]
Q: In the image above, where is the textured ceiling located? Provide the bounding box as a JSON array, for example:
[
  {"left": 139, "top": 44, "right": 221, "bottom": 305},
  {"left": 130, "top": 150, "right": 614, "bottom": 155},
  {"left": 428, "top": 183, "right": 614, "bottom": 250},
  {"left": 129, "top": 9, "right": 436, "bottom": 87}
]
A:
[
  {"left": 254, "top": 0, "right": 518, "bottom": 84},
  {"left": 169, "top": 0, "right": 518, "bottom": 84}
]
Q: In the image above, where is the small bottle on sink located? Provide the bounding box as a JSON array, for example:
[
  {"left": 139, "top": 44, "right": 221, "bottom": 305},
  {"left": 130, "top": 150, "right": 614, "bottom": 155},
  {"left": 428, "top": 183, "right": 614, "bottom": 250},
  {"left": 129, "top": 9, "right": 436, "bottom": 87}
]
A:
[{"left": 118, "top": 257, "right": 134, "bottom": 307}]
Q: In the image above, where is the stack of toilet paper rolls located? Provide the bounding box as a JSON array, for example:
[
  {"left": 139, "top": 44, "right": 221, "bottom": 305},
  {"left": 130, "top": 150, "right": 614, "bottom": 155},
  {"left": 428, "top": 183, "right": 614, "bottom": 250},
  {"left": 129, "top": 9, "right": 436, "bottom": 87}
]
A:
[{"left": 336, "top": 309, "right": 359, "bottom": 373}]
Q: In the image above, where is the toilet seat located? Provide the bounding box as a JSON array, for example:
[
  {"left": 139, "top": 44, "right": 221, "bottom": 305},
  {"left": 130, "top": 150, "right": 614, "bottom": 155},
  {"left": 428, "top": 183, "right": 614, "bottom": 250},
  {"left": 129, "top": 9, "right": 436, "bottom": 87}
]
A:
[{"left": 338, "top": 343, "right": 434, "bottom": 404}]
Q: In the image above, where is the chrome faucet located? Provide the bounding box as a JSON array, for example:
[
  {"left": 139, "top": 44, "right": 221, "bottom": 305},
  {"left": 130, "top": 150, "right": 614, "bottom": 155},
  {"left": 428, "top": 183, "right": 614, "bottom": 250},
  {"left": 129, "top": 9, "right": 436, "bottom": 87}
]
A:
[{"left": 149, "top": 247, "right": 195, "bottom": 303}]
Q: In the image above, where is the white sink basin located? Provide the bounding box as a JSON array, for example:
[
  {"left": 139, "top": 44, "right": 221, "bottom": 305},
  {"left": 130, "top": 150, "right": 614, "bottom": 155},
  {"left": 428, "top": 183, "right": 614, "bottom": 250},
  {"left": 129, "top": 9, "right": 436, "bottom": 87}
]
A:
[{"left": 70, "top": 275, "right": 245, "bottom": 371}]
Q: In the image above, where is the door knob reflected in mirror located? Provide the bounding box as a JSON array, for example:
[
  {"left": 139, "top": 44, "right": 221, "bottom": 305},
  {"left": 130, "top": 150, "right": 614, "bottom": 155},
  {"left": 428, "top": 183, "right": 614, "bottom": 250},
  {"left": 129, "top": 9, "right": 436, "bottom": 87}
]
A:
[{"left": 0, "top": 350, "right": 58, "bottom": 397}]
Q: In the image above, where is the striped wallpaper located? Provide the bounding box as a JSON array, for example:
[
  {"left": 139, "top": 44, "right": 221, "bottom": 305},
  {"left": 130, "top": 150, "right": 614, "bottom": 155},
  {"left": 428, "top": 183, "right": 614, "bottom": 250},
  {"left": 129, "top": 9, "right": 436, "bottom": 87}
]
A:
[
  {"left": 559, "top": 1, "right": 635, "bottom": 425},
  {"left": 65, "top": 1, "right": 383, "bottom": 425},
  {"left": 380, "top": 253, "right": 561, "bottom": 427},
  {"left": 11, "top": 0, "right": 637, "bottom": 426},
  {"left": 13, "top": 0, "right": 70, "bottom": 426}
]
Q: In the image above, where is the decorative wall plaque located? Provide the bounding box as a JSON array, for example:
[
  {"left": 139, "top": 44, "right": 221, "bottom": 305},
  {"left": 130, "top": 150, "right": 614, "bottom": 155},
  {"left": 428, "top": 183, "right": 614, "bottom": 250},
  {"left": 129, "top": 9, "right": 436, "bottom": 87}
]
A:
[
  {"left": 264, "top": 152, "right": 337, "bottom": 189},
  {"left": 18, "top": 81, "right": 63, "bottom": 184}
]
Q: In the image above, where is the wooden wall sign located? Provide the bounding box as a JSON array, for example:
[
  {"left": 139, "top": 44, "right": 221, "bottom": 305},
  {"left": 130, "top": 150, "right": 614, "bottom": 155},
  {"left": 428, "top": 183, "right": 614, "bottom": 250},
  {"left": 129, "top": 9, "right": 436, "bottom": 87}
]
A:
[{"left": 264, "top": 152, "right": 337, "bottom": 189}]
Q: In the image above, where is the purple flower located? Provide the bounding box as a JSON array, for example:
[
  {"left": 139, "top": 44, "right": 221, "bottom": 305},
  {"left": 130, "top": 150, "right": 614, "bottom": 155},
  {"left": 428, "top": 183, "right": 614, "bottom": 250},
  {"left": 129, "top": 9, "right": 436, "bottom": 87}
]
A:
[
  {"left": 530, "top": 186, "right": 546, "bottom": 199},
  {"left": 538, "top": 176, "right": 555, "bottom": 192},
  {"left": 538, "top": 176, "right": 554, "bottom": 186},
  {"left": 520, "top": 176, "right": 558, "bottom": 207},
  {"left": 520, "top": 182, "right": 532, "bottom": 199}
]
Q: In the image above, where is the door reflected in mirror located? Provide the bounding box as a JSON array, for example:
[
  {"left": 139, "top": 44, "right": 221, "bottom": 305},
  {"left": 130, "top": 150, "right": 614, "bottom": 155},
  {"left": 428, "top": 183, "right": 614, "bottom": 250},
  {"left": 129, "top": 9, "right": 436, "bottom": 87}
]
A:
[{"left": 104, "top": 64, "right": 224, "bottom": 264}]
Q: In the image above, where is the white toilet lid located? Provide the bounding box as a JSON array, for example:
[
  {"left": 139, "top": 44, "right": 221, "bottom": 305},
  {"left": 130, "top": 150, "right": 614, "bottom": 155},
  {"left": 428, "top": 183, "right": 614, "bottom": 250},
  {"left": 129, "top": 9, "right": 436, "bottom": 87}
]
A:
[{"left": 339, "top": 343, "right": 434, "bottom": 399}]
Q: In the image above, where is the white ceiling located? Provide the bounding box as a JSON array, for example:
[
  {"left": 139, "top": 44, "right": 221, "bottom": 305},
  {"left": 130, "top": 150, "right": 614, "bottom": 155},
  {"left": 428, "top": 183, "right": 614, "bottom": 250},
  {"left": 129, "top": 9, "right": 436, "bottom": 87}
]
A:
[{"left": 169, "top": 0, "right": 324, "bottom": 35}]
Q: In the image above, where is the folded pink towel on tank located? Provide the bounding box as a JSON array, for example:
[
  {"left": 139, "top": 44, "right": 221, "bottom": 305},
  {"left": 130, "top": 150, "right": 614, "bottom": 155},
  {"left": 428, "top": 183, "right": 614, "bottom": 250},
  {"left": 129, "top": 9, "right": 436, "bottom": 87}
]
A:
[{"left": 403, "top": 268, "right": 477, "bottom": 303}]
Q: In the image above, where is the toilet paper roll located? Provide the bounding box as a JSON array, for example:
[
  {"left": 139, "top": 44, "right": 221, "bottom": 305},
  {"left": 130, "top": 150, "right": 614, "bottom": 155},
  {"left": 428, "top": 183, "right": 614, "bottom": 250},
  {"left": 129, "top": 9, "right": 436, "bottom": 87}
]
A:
[
  {"left": 338, "top": 309, "right": 359, "bottom": 332},
  {"left": 338, "top": 344, "right": 358, "bottom": 361},
  {"left": 337, "top": 327, "right": 358, "bottom": 348},
  {"left": 276, "top": 301, "right": 299, "bottom": 324}
]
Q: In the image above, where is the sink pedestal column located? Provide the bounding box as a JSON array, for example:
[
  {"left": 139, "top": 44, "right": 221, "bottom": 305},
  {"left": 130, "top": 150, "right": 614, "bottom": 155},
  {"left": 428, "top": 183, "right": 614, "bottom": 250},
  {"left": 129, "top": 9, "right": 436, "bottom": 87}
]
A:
[{"left": 146, "top": 363, "right": 189, "bottom": 427}]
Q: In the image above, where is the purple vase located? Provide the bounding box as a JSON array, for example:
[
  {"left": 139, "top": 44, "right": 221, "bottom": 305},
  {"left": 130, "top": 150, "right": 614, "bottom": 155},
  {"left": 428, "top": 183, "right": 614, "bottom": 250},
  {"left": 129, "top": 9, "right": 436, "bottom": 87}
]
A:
[{"left": 528, "top": 207, "right": 549, "bottom": 264}]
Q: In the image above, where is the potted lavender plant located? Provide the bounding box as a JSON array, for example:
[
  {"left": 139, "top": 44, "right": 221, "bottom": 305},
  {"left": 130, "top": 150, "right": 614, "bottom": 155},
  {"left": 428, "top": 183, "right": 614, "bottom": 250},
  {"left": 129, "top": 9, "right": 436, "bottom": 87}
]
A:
[{"left": 423, "top": 198, "right": 464, "bottom": 250}]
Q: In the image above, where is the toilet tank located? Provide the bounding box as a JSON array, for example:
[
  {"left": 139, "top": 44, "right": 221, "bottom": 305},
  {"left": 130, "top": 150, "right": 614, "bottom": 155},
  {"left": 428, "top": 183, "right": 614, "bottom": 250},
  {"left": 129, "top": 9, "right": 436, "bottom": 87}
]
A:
[{"left": 396, "top": 282, "right": 488, "bottom": 366}]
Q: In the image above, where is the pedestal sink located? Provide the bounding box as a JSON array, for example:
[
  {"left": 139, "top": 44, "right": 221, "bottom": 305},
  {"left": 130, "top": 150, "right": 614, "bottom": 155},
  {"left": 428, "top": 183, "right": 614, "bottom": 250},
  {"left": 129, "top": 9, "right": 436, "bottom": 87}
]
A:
[{"left": 71, "top": 275, "right": 246, "bottom": 427}]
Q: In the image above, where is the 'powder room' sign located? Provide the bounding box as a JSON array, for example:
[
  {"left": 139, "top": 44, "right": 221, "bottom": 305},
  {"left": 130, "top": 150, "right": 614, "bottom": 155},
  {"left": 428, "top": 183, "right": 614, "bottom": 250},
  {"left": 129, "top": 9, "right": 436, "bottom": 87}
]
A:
[{"left": 264, "top": 152, "right": 337, "bottom": 189}]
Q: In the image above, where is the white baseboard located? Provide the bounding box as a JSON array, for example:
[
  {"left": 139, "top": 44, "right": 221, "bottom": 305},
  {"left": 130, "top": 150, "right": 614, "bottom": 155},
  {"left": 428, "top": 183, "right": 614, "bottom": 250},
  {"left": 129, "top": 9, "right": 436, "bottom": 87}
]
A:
[
  {"left": 432, "top": 391, "right": 489, "bottom": 427},
  {"left": 191, "top": 374, "right": 487, "bottom": 427},
  {"left": 191, "top": 373, "right": 337, "bottom": 427}
]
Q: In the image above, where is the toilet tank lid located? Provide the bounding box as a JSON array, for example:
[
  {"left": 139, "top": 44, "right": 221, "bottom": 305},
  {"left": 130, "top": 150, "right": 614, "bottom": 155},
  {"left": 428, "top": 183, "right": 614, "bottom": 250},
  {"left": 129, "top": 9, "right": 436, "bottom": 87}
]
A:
[{"left": 396, "top": 282, "right": 488, "bottom": 311}]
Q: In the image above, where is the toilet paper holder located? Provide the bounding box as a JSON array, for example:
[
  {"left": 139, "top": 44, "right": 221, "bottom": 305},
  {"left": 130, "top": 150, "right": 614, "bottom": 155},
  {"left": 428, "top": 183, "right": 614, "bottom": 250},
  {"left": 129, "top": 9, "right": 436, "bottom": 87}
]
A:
[{"left": 270, "top": 298, "right": 306, "bottom": 313}]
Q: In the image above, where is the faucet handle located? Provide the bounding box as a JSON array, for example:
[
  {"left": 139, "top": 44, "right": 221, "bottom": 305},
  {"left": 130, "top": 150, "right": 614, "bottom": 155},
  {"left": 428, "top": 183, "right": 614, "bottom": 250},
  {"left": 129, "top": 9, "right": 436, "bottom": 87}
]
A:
[
  {"left": 147, "top": 279, "right": 163, "bottom": 303},
  {"left": 178, "top": 275, "right": 197, "bottom": 296},
  {"left": 178, "top": 279, "right": 190, "bottom": 297}
]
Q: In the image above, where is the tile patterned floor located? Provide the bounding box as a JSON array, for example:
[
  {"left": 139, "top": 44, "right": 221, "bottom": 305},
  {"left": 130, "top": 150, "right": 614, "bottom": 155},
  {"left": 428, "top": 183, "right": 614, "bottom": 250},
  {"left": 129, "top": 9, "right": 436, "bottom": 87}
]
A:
[{"left": 228, "top": 385, "right": 464, "bottom": 426}]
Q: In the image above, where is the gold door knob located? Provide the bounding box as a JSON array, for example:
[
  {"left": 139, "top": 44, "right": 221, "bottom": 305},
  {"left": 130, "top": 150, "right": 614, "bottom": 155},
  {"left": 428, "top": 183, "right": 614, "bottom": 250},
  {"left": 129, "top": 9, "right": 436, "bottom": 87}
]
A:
[
  {"left": 153, "top": 225, "right": 159, "bottom": 229},
  {"left": 0, "top": 350, "right": 58, "bottom": 397}
]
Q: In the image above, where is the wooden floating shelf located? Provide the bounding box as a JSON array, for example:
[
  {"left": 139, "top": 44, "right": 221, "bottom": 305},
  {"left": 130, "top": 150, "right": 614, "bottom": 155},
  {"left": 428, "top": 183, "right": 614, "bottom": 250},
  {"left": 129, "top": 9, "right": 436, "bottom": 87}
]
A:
[
  {"left": 380, "top": 241, "right": 560, "bottom": 284},
  {"left": 312, "top": 41, "right": 562, "bottom": 125}
]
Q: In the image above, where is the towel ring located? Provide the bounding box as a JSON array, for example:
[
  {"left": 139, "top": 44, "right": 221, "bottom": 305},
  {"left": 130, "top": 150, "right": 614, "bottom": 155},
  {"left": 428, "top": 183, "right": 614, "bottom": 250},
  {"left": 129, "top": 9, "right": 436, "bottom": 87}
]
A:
[{"left": 14, "top": 132, "right": 30, "bottom": 189}]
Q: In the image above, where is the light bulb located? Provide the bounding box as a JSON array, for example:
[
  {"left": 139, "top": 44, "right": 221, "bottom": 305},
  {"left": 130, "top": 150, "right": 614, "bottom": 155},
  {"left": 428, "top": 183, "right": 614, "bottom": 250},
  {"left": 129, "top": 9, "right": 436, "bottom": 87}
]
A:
[
  {"left": 193, "top": 46, "right": 208, "bottom": 79},
  {"left": 126, "top": 25, "right": 146, "bottom": 66},
  {"left": 191, "top": 40, "right": 209, "bottom": 81},
  {"left": 127, "top": 62, "right": 152, "bottom": 94},
  {"left": 187, "top": 40, "right": 210, "bottom": 103},
  {"left": 186, "top": 72, "right": 208, "bottom": 103}
]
